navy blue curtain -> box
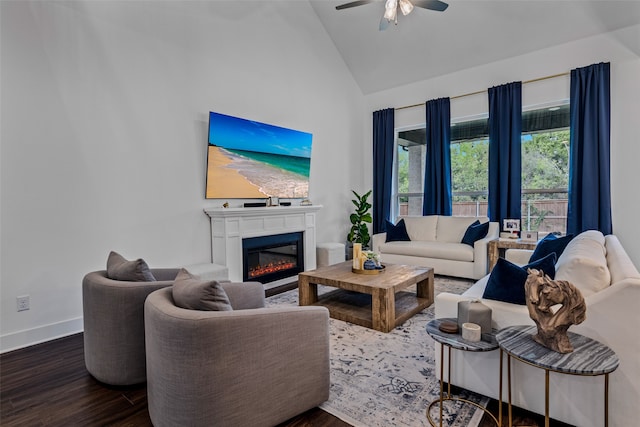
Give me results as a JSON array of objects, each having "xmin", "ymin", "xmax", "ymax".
[
  {"xmin": 567, "ymin": 62, "xmax": 612, "ymax": 235},
  {"xmin": 373, "ymin": 108, "xmax": 395, "ymax": 234},
  {"xmin": 423, "ymin": 98, "xmax": 452, "ymax": 216},
  {"xmin": 488, "ymin": 82, "xmax": 522, "ymax": 225}
]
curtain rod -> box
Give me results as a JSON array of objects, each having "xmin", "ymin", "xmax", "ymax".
[{"xmin": 395, "ymin": 71, "xmax": 570, "ymax": 111}]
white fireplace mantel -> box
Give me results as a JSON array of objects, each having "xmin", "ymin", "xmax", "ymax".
[{"xmin": 204, "ymin": 205, "xmax": 322, "ymax": 283}]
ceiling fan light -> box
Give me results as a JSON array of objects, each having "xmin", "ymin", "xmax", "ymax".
[
  {"xmin": 399, "ymin": 0, "xmax": 413, "ymax": 15},
  {"xmin": 383, "ymin": 5, "xmax": 397, "ymax": 21},
  {"xmin": 383, "ymin": 8, "xmax": 397, "ymax": 21},
  {"xmin": 385, "ymin": 0, "xmax": 398, "ymax": 10}
]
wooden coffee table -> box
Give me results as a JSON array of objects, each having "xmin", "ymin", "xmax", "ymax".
[{"xmin": 298, "ymin": 261, "xmax": 434, "ymax": 333}]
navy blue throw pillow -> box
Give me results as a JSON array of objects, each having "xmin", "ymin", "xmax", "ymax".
[
  {"xmin": 529, "ymin": 233, "xmax": 573, "ymax": 263},
  {"xmin": 385, "ymin": 219, "xmax": 411, "ymax": 242},
  {"xmin": 482, "ymin": 253, "xmax": 557, "ymax": 305},
  {"xmin": 461, "ymin": 220, "xmax": 490, "ymax": 246}
]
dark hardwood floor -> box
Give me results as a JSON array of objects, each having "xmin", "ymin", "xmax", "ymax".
[
  {"xmin": 1, "ymin": 316, "xmax": 571, "ymax": 426},
  {"xmin": 0, "ymin": 333, "xmax": 348, "ymax": 427}
]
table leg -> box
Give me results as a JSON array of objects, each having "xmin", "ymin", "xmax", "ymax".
[
  {"xmin": 605, "ymin": 373, "xmax": 609, "ymax": 427},
  {"xmin": 488, "ymin": 240, "xmax": 499, "ymax": 272},
  {"xmin": 545, "ymin": 369, "xmax": 550, "ymax": 427},
  {"xmin": 499, "ymin": 349, "xmax": 503, "ymax": 426},
  {"xmin": 372, "ymin": 288, "xmax": 395, "ymax": 333},
  {"xmin": 428, "ymin": 341, "xmax": 500, "ymax": 427},
  {"xmin": 416, "ymin": 270, "xmax": 434, "ymax": 300},
  {"xmin": 297, "ymin": 275, "xmax": 317, "ymax": 305},
  {"xmin": 447, "ymin": 344, "xmax": 452, "ymax": 398},
  {"xmin": 507, "ymin": 353, "xmax": 512, "ymax": 427},
  {"xmin": 439, "ymin": 343, "xmax": 444, "ymax": 427}
]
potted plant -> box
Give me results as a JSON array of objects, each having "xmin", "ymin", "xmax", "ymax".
[{"xmin": 346, "ymin": 189, "xmax": 372, "ymax": 254}]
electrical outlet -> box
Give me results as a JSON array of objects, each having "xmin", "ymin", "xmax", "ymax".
[{"xmin": 17, "ymin": 295, "xmax": 30, "ymax": 312}]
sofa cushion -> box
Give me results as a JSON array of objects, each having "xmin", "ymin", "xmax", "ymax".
[
  {"xmin": 385, "ymin": 219, "xmax": 411, "ymax": 242},
  {"xmin": 436, "ymin": 216, "xmax": 482, "ymax": 243},
  {"xmin": 461, "ymin": 220, "xmax": 490, "ymax": 246},
  {"xmin": 555, "ymin": 230, "xmax": 610, "ymax": 297},
  {"xmin": 401, "ymin": 216, "xmax": 438, "ymax": 241},
  {"xmin": 529, "ymin": 233, "xmax": 573, "ymax": 263},
  {"xmin": 379, "ymin": 241, "xmax": 474, "ymax": 262},
  {"xmin": 482, "ymin": 253, "xmax": 557, "ymax": 305},
  {"xmin": 106, "ymin": 251, "xmax": 156, "ymax": 282},
  {"xmin": 172, "ymin": 269, "xmax": 232, "ymax": 311}
]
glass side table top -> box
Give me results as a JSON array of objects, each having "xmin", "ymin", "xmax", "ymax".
[
  {"xmin": 496, "ymin": 325, "xmax": 619, "ymax": 375},
  {"xmin": 426, "ymin": 318, "xmax": 498, "ymax": 352}
]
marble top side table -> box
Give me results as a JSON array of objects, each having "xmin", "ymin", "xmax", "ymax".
[
  {"xmin": 426, "ymin": 318, "xmax": 500, "ymax": 427},
  {"xmin": 496, "ymin": 325, "xmax": 619, "ymax": 427}
]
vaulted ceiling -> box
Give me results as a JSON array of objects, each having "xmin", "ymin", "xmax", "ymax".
[{"xmin": 309, "ymin": 0, "xmax": 640, "ymax": 94}]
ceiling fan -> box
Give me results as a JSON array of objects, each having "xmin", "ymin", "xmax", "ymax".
[{"xmin": 336, "ymin": 0, "xmax": 448, "ymax": 31}]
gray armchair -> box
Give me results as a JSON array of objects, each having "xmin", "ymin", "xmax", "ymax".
[
  {"xmin": 144, "ymin": 284, "xmax": 330, "ymax": 427},
  {"xmin": 82, "ymin": 268, "xmax": 179, "ymax": 385}
]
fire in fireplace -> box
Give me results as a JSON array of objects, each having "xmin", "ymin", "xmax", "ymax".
[{"xmin": 242, "ymin": 232, "xmax": 304, "ymax": 283}]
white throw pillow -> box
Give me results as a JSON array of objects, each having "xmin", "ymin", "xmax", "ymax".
[
  {"xmin": 401, "ymin": 216, "xmax": 438, "ymax": 241},
  {"xmin": 555, "ymin": 230, "xmax": 610, "ymax": 297}
]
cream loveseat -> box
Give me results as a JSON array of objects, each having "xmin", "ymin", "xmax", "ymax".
[
  {"xmin": 435, "ymin": 230, "xmax": 640, "ymax": 427},
  {"xmin": 372, "ymin": 215, "xmax": 499, "ymax": 279}
]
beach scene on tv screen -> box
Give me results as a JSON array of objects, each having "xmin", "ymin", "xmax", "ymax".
[{"xmin": 206, "ymin": 112, "xmax": 312, "ymax": 199}]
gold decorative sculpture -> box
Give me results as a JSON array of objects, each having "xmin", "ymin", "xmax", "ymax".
[{"xmin": 524, "ymin": 268, "xmax": 586, "ymax": 353}]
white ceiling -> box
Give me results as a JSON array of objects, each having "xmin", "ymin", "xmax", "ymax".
[{"xmin": 309, "ymin": 0, "xmax": 640, "ymax": 94}]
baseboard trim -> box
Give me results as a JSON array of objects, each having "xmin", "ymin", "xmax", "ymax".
[{"xmin": 0, "ymin": 317, "xmax": 83, "ymax": 354}]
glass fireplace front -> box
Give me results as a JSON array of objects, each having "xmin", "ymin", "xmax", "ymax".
[{"xmin": 242, "ymin": 232, "xmax": 304, "ymax": 283}]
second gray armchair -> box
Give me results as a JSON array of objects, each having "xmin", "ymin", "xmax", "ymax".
[{"xmin": 144, "ymin": 284, "xmax": 331, "ymax": 427}]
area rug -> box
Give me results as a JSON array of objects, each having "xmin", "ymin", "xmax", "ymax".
[{"xmin": 266, "ymin": 276, "xmax": 490, "ymax": 427}]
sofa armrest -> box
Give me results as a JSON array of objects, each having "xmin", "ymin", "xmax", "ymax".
[
  {"xmin": 434, "ymin": 292, "xmax": 467, "ymax": 319},
  {"xmin": 574, "ymin": 279, "xmax": 640, "ymax": 422},
  {"xmin": 472, "ymin": 222, "xmax": 500, "ymax": 279},
  {"xmin": 372, "ymin": 232, "xmax": 387, "ymax": 253},
  {"xmin": 505, "ymin": 249, "xmax": 533, "ymax": 266},
  {"xmin": 220, "ymin": 281, "xmax": 265, "ymax": 309}
]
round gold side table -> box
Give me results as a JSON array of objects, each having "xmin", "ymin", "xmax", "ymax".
[
  {"xmin": 426, "ymin": 318, "xmax": 501, "ymax": 427},
  {"xmin": 497, "ymin": 325, "xmax": 619, "ymax": 427}
]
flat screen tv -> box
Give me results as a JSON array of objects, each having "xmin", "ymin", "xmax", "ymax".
[{"xmin": 206, "ymin": 112, "xmax": 313, "ymax": 200}]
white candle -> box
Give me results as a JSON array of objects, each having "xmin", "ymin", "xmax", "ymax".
[
  {"xmin": 353, "ymin": 243, "xmax": 362, "ymax": 269},
  {"xmin": 462, "ymin": 323, "xmax": 481, "ymax": 342}
]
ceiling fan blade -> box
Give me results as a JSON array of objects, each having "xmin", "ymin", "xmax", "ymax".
[
  {"xmin": 412, "ymin": 0, "xmax": 448, "ymax": 12},
  {"xmin": 336, "ymin": 0, "xmax": 376, "ymax": 10},
  {"xmin": 379, "ymin": 15, "xmax": 390, "ymax": 31}
]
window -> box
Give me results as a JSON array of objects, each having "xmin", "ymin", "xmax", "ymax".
[
  {"xmin": 394, "ymin": 102, "xmax": 569, "ymax": 233},
  {"xmin": 395, "ymin": 131, "xmax": 425, "ymax": 217},
  {"xmin": 450, "ymin": 116, "xmax": 489, "ymax": 217},
  {"xmin": 521, "ymin": 103, "xmax": 570, "ymax": 232}
]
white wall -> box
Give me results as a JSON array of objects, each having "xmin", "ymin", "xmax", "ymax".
[
  {"xmin": 3, "ymin": 2, "xmax": 638, "ymax": 353},
  {"xmin": 364, "ymin": 24, "xmax": 640, "ymax": 266},
  {"xmin": 0, "ymin": 1, "xmax": 365, "ymax": 352}
]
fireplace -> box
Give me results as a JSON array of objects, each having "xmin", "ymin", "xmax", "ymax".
[
  {"xmin": 242, "ymin": 232, "xmax": 304, "ymax": 283},
  {"xmin": 204, "ymin": 205, "xmax": 321, "ymax": 286}
]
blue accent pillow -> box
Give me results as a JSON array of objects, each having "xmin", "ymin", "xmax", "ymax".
[
  {"xmin": 529, "ymin": 233, "xmax": 573, "ymax": 263},
  {"xmin": 461, "ymin": 220, "xmax": 490, "ymax": 246},
  {"xmin": 385, "ymin": 219, "xmax": 411, "ymax": 242},
  {"xmin": 482, "ymin": 253, "xmax": 557, "ymax": 305}
]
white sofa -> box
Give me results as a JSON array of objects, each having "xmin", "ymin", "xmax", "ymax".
[
  {"xmin": 434, "ymin": 231, "xmax": 640, "ymax": 427},
  {"xmin": 371, "ymin": 215, "xmax": 499, "ymax": 280}
]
